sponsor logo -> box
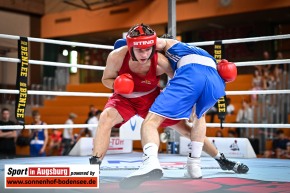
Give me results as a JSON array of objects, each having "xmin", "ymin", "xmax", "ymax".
[
  {"xmin": 129, "ymin": 119, "xmax": 136, "ymax": 131},
  {"xmin": 230, "ymin": 140, "xmax": 240, "ymax": 151},
  {"xmin": 141, "ymin": 80, "xmax": 151, "ymax": 84},
  {"xmin": 5, "ymin": 164, "xmax": 99, "ymax": 189},
  {"xmin": 133, "ymin": 40, "xmax": 155, "ymax": 46}
]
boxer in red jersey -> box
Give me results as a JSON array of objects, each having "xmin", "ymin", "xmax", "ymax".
[
  {"xmin": 90, "ymin": 24, "xmax": 248, "ymax": 179},
  {"xmin": 91, "ymin": 24, "xmax": 176, "ymax": 164}
]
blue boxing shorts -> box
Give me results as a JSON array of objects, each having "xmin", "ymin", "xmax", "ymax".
[{"xmin": 149, "ymin": 63, "xmax": 225, "ymax": 120}]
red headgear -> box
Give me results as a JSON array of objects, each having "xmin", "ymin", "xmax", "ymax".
[{"xmin": 126, "ymin": 24, "xmax": 157, "ymax": 61}]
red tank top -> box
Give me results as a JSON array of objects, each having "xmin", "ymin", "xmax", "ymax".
[{"xmin": 119, "ymin": 52, "xmax": 160, "ymax": 92}]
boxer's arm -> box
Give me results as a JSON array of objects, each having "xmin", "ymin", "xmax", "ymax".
[
  {"xmin": 156, "ymin": 38, "xmax": 167, "ymax": 51},
  {"xmin": 0, "ymin": 130, "xmax": 16, "ymax": 138},
  {"xmin": 102, "ymin": 49, "xmax": 124, "ymax": 89},
  {"xmin": 156, "ymin": 38, "xmax": 179, "ymax": 52},
  {"xmin": 157, "ymin": 53, "xmax": 174, "ymax": 78}
]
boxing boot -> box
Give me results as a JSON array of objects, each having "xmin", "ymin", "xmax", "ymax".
[
  {"xmin": 215, "ymin": 153, "xmax": 249, "ymax": 174},
  {"xmin": 119, "ymin": 154, "xmax": 163, "ymax": 189},
  {"xmin": 184, "ymin": 154, "xmax": 202, "ymax": 179}
]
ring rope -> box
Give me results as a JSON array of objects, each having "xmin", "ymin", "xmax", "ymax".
[
  {"xmin": 235, "ymin": 59, "xmax": 290, "ymax": 67},
  {"xmin": 0, "ymin": 34, "xmax": 113, "ymax": 50},
  {"xmin": 0, "ymin": 123, "xmax": 290, "ymax": 130},
  {"xmin": 0, "ymin": 89, "xmax": 289, "ymax": 97},
  {"xmin": 226, "ymin": 90, "xmax": 290, "ymax": 95},
  {"xmin": 1, "ymin": 33, "xmax": 289, "ymax": 48},
  {"xmin": 0, "ymin": 57, "xmax": 106, "ymax": 71},
  {"xmin": 1, "ymin": 56, "xmax": 289, "ymax": 70},
  {"xmin": 189, "ymin": 34, "xmax": 290, "ymax": 46},
  {"xmin": 0, "ymin": 89, "xmax": 112, "ymax": 97},
  {"xmin": 0, "ymin": 124, "xmax": 99, "ymax": 130}
]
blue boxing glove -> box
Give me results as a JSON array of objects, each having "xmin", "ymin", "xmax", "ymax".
[{"xmin": 114, "ymin": 38, "xmax": 126, "ymax": 50}]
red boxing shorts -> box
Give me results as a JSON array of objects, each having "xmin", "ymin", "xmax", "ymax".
[{"xmin": 105, "ymin": 88, "xmax": 179, "ymax": 128}]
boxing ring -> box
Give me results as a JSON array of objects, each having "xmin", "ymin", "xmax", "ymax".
[{"xmin": 0, "ymin": 33, "xmax": 290, "ymax": 193}]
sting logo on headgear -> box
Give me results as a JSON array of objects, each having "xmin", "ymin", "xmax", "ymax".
[
  {"xmin": 126, "ymin": 23, "xmax": 157, "ymax": 61},
  {"xmin": 133, "ymin": 40, "xmax": 155, "ymax": 46}
]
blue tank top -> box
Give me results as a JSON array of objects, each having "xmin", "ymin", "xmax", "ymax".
[
  {"xmin": 32, "ymin": 129, "xmax": 45, "ymax": 141},
  {"xmin": 165, "ymin": 42, "xmax": 216, "ymax": 71},
  {"xmin": 32, "ymin": 122, "xmax": 45, "ymax": 141}
]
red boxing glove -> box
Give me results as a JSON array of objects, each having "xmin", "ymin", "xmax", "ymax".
[
  {"xmin": 114, "ymin": 73, "xmax": 134, "ymax": 94},
  {"xmin": 217, "ymin": 59, "xmax": 237, "ymax": 83}
]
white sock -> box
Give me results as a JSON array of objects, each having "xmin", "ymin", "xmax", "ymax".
[
  {"xmin": 190, "ymin": 141, "xmax": 204, "ymax": 158},
  {"xmin": 143, "ymin": 143, "xmax": 158, "ymax": 157},
  {"xmin": 214, "ymin": 151, "xmax": 221, "ymax": 159}
]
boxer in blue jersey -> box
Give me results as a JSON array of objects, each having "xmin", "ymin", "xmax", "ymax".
[
  {"xmin": 120, "ymin": 27, "xmax": 238, "ymax": 189},
  {"xmin": 152, "ymin": 41, "xmax": 225, "ymax": 119}
]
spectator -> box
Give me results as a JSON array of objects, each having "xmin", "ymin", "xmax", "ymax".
[
  {"xmin": 235, "ymin": 100, "xmax": 253, "ymax": 137},
  {"xmin": 272, "ymin": 51, "xmax": 286, "ymax": 88},
  {"xmin": 285, "ymin": 142, "xmax": 290, "ymax": 159},
  {"xmin": 206, "ymin": 103, "xmax": 218, "ymax": 123},
  {"xmin": 87, "ymin": 105, "xmax": 96, "ymax": 121},
  {"xmin": 30, "ymin": 110, "xmax": 48, "ymax": 157},
  {"xmin": 62, "ymin": 113, "xmax": 77, "ymax": 155},
  {"xmin": 215, "ymin": 130, "xmax": 224, "ymax": 137},
  {"xmin": 255, "ymin": 51, "xmax": 271, "ymax": 75},
  {"xmin": 228, "ymin": 130, "xmax": 236, "ymax": 137},
  {"xmin": 78, "ymin": 105, "xmax": 96, "ymax": 139},
  {"xmin": 48, "ymin": 129, "xmax": 62, "ymax": 156},
  {"xmin": 262, "ymin": 50, "xmax": 272, "ymax": 73},
  {"xmin": 264, "ymin": 71, "xmax": 276, "ymax": 90},
  {"xmin": 251, "ymin": 69, "xmax": 263, "ymax": 106},
  {"xmin": 87, "ymin": 110, "xmax": 102, "ymax": 138},
  {"xmin": 272, "ymin": 129, "xmax": 289, "ymax": 158},
  {"xmin": 276, "ymin": 51, "xmax": 287, "ymax": 74},
  {"xmin": 226, "ymin": 98, "xmax": 235, "ymax": 115},
  {"xmin": 0, "ymin": 108, "xmax": 17, "ymax": 159}
]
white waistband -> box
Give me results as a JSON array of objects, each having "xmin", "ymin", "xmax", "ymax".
[
  {"xmin": 120, "ymin": 87, "xmax": 157, "ymax": 98},
  {"xmin": 177, "ymin": 54, "xmax": 216, "ymax": 69},
  {"xmin": 30, "ymin": 139, "xmax": 44, "ymax": 145}
]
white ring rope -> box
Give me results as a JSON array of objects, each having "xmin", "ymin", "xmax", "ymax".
[
  {"xmin": 207, "ymin": 123, "xmax": 290, "ymax": 128},
  {"xmin": 189, "ymin": 34, "xmax": 290, "ymax": 46},
  {"xmin": 235, "ymin": 59, "xmax": 290, "ymax": 67},
  {"xmin": 1, "ymin": 89, "xmax": 290, "ymax": 96},
  {"xmin": 0, "ymin": 123, "xmax": 289, "ymax": 130},
  {"xmin": 0, "ymin": 57, "xmax": 106, "ymax": 71},
  {"xmin": 1, "ymin": 57, "xmax": 290, "ymax": 69},
  {"xmin": 0, "ymin": 124, "xmax": 98, "ymax": 130},
  {"xmin": 0, "ymin": 89, "xmax": 112, "ymax": 97},
  {"xmin": 0, "ymin": 34, "xmax": 113, "ymax": 50},
  {"xmin": 1, "ymin": 33, "xmax": 289, "ymax": 48},
  {"xmin": 225, "ymin": 90, "xmax": 290, "ymax": 95}
]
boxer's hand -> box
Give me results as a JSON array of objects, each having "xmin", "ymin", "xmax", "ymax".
[
  {"xmin": 217, "ymin": 59, "xmax": 237, "ymax": 83},
  {"xmin": 114, "ymin": 38, "xmax": 126, "ymax": 50},
  {"xmin": 114, "ymin": 73, "xmax": 134, "ymax": 94}
]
